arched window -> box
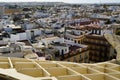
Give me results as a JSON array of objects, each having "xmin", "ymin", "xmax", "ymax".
[{"xmin": 74, "ymin": 40, "xmax": 76, "ymax": 43}]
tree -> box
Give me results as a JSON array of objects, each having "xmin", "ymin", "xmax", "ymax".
[
  {"xmin": 23, "ymin": 8, "xmax": 31, "ymax": 11},
  {"xmin": 103, "ymin": 4, "xmax": 107, "ymax": 12},
  {"xmin": 25, "ymin": 14, "xmax": 31, "ymax": 18},
  {"xmin": 13, "ymin": 15, "xmax": 21, "ymax": 22},
  {"xmin": 54, "ymin": 50, "xmax": 59, "ymax": 57},
  {"xmin": 105, "ymin": 20, "xmax": 111, "ymax": 24}
]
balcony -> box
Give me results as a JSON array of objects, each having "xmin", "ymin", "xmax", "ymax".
[
  {"xmin": 85, "ymin": 35, "xmax": 106, "ymax": 40},
  {"xmin": 84, "ymin": 41, "xmax": 110, "ymax": 46}
]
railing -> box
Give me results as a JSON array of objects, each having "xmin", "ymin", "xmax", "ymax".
[{"xmin": 84, "ymin": 41, "xmax": 110, "ymax": 46}]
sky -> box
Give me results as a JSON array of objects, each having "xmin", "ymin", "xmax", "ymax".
[{"xmin": 0, "ymin": 0, "xmax": 120, "ymax": 4}]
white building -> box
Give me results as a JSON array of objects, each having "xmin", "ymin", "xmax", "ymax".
[
  {"xmin": 34, "ymin": 11, "xmax": 49, "ymax": 18},
  {"xmin": 39, "ymin": 37, "xmax": 64, "ymax": 47},
  {"xmin": 54, "ymin": 44, "xmax": 69, "ymax": 55},
  {"xmin": 22, "ymin": 22, "xmax": 35, "ymax": 30},
  {"xmin": 10, "ymin": 32, "xmax": 27, "ymax": 41}
]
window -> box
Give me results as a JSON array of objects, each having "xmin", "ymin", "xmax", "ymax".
[
  {"xmin": 78, "ymin": 40, "xmax": 80, "ymax": 44},
  {"xmin": 79, "ymin": 55, "xmax": 83, "ymax": 61},
  {"xmin": 73, "ymin": 57, "xmax": 77, "ymax": 62},
  {"xmin": 85, "ymin": 53, "xmax": 88, "ymax": 56},
  {"xmin": 80, "ymin": 55, "xmax": 82, "ymax": 58},
  {"xmin": 79, "ymin": 55, "xmax": 83, "ymax": 62},
  {"xmin": 74, "ymin": 40, "xmax": 76, "ymax": 43},
  {"xmin": 85, "ymin": 53, "xmax": 88, "ymax": 59},
  {"xmin": 95, "ymin": 39, "xmax": 97, "ymax": 43},
  {"xmin": 101, "ymin": 41, "xmax": 103, "ymax": 44},
  {"xmin": 106, "ymin": 42, "xmax": 108, "ymax": 45},
  {"xmin": 102, "ymin": 53, "xmax": 104, "ymax": 57},
  {"xmin": 65, "ymin": 49, "xmax": 67, "ymax": 52},
  {"xmin": 61, "ymin": 49, "xmax": 64, "ymax": 54},
  {"xmin": 81, "ymin": 32, "xmax": 83, "ymax": 35}
]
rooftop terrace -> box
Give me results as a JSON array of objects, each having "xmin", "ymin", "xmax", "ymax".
[{"xmin": 0, "ymin": 57, "xmax": 119, "ymax": 80}]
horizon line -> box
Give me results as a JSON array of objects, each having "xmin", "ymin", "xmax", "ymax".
[
  {"xmin": 0, "ymin": 1, "xmax": 119, "ymax": 3},
  {"xmin": 0, "ymin": 1, "xmax": 120, "ymax": 4}
]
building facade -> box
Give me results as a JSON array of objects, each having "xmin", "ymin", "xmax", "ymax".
[
  {"xmin": 58, "ymin": 45, "xmax": 89, "ymax": 63},
  {"xmin": 83, "ymin": 34, "xmax": 115, "ymax": 63}
]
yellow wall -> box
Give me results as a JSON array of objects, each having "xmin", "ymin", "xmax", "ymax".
[
  {"xmin": 74, "ymin": 36, "xmax": 85, "ymax": 44},
  {"xmin": 63, "ymin": 51, "xmax": 89, "ymax": 63},
  {"xmin": 5, "ymin": 9, "xmax": 22, "ymax": 15}
]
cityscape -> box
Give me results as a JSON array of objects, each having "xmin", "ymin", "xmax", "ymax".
[{"xmin": 0, "ymin": 0, "xmax": 120, "ymax": 80}]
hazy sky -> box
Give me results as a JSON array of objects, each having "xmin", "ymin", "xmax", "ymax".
[{"xmin": 0, "ymin": 0, "xmax": 120, "ymax": 4}]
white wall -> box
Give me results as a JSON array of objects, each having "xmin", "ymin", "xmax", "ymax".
[
  {"xmin": 25, "ymin": 23, "xmax": 35, "ymax": 30},
  {"xmin": 73, "ymin": 30, "xmax": 81, "ymax": 35},
  {"xmin": 0, "ymin": 41, "xmax": 8, "ymax": 45},
  {"xmin": 54, "ymin": 38, "xmax": 64, "ymax": 43},
  {"xmin": 26, "ymin": 29, "xmax": 42, "ymax": 40},
  {"xmin": 0, "ymin": 46, "xmax": 10, "ymax": 53},
  {"xmin": 19, "ymin": 33, "xmax": 27, "ymax": 40},
  {"xmin": 39, "ymin": 37, "xmax": 64, "ymax": 47},
  {"xmin": 51, "ymin": 23, "xmax": 61, "ymax": 28},
  {"xmin": 10, "ymin": 32, "xmax": 27, "ymax": 41},
  {"xmin": 34, "ymin": 12, "xmax": 49, "ymax": 18},
  {"xmin": 10, "ymin": 34, "xmax": 19, "ymax": 41},
  {"xmin": 65, "ymin": 39, "xmax": 87, "ymax": 48},
  {"xmin": 26, "ymin": 30, "xmax": 31, "ymax": 39},
  {"xmin": 55, "ymin": 46, "xmax": 69, "ymax": 55},
  {"xmin": 34, "ymin": 29, "xmax": 42, "ymax": 36}
]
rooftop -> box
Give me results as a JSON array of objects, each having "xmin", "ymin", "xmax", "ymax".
[
  {"xmin": 52, "ymin": 42, "xmax": 67, "ymax": 47},
  {"xmin": 69, "ymin": 45, "xmax": 81, "ymax": 51},
  {"xmin": 0, "ymin": 57, "xmax": 119, "ymax": 80}
]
